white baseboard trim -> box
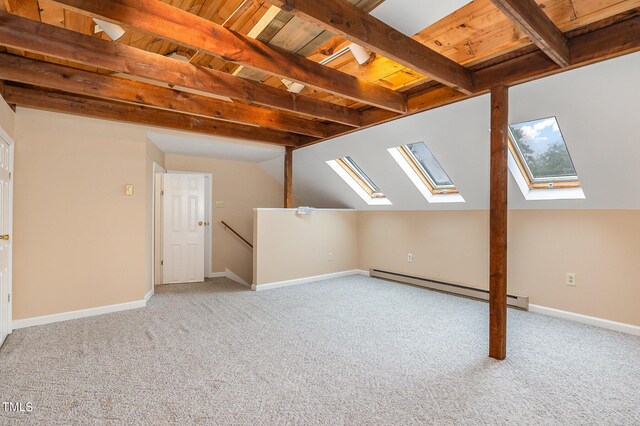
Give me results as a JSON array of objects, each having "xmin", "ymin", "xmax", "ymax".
[
  {"xmin": 529, "ymin": 304, "xmax": 640, "ymax": 336},
  {"xmin": 225, "ymin": 268, "xmax": 250, "ymax": 287},
  {"xmin": 12, "ymin": 299, "xmax": 147, "ymax": 330},
  {"xmin": 252, "ymin": 269, "xmax": 362, "ymax": 291},
  {"xmin": 208, "ymin": 269, "xmax": 250, "ymax": 287},
  {"xmin": 356, "ymin": 269, "xmax": 370, "ymax": 276},
  {"xmin": 144, "ymin": 288, "xmax": 154, "ymax": 302}
]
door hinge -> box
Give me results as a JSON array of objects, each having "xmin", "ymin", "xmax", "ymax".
[
  {"xmin": 161, "ymin": 260, "xmax": 164, "ymax": 266},
  {"xmin": 161, "ymin": 190, "xmax": 164, "ymax": 196},
  {"xmin": 7, "ymin": 293, "xmax": 10, "ymax": 303}
]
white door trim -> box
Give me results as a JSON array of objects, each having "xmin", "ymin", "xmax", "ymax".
[
  {"xmin": 0, "ymin": 129, "xmax": 14, "ymax": 341},
  {"xmin": 150, "ymin": 162, "xmax": 166, "ymax": 298},
  {"xmin": 7, "ymin": 140, "xmax": 13, "ymax": 335}
]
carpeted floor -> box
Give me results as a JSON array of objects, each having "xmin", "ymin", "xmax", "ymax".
[{"xmin": 1, "ymin": 275, "xmax": 639, "ymax": 425}]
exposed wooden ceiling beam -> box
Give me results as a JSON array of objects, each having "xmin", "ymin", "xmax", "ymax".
[
  {"xmin": 301, "ymin": 13, "xmax": 640, "ymax": 147},
  {"xmin": 0, "ymin": 11, "xmax": 363, "ymax": 127},
  {"xmin": 268, "ymin": 0, "xmax": 475, "ymax": 94},
  {"xmin": 473, "ymin": 12, "xmax": 640, "ymax": 90},
  {"xmin": 407, "ymin": 13, "xmax": 640, "ymax": 117},
  {"xmin": 491, "ymin": 0, "xmax": 570, "ymax": 67},
  {"xmin": 3, "ymin": 0, "xmax": 41, "ymax": 59},
  {"xmin": 0, "ymin": 53, "xmax": 346, "ymax": 138},
  {"xmin": 3, "ymin": 0, "xmax": 40, "ymax": 20},
  {"xmin": 3, "ymin": 84, "xmax": 313, "ymax": 147},
  {"xmin": 52, "ymin": 0, "xmax": 408, "ymax": 113}
]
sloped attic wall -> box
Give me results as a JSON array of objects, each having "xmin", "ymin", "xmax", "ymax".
[{"xmin": 261, "ymin": 52, "xmax": 640, "ymax": 210}]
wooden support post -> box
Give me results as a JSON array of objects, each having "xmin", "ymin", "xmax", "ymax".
[
  {"xmin": 489, "ymin": 85, "xmax": 509, "ymax": 360},
  {"xmin": 284, "ymin": 147, "xmax": 293, "ymax": 208}
]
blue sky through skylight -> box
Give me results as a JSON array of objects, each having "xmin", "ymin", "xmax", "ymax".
[{"xmin": 509, "ymin": 117, "xmax": 577, "ymax": 180}]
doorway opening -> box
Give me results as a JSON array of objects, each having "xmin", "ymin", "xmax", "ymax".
[{"xmin": 152, "ymin": 168, "xmax": 212, "ymax": 290}]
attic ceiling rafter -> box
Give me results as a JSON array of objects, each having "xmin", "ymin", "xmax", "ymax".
[
  {"xmin": 51, "ymin": 0, "xmax": 409, "ymax": 113},
  {"xmin": 305, "ymin": 11, "xmax": 640, "ymax": 147},
  {"xmin": 0, "ymin": 53, "xmax": 350, "ymax": 138},
  {"xmin": 3, "ymin": 84, "xmax": 313, "ymax": 147},
  {"xmin": 0, "ymin": 11, "xmax": 364, "ymax": 127},
  {"xmin": 268, "ymin": 0, "xmax": 475, "ymax": 94},
  {"xmin": 490, "ymin": 0, "xmax": 570, "ymax": 67}
]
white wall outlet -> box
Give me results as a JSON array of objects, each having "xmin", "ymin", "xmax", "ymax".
[
  {"xmin": 566, "ymin": 273, "xmax": 576, "ymax": 286},
  {"xmin": 215, "ymin": 201, "xmax": 225, "ymax": 208},
  {"xmin": 407, "ymin": 253, "xmax": 414, "ymax": 262},
  {"xmin": 328, "ymin": 252, "xmax": 333, "ymax": 261}
]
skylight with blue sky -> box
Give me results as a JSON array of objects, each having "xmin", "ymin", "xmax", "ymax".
[
  {"xmin": 507, "ymin": 116, "xmax": 584, "ymax": 201},
  {"xmin": 508, "ymin": 117, "xmax": 577, "ymax": 182}
]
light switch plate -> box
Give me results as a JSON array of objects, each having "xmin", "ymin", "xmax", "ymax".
[
  {"xmin": 125, "ymin": 184, "xmax": 134, "ymax": 196},
  {"xmin": 215, "ymin": 201, "xmax": 225, "ymax": 208}
]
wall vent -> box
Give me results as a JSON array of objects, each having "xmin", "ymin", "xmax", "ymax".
[{"xmin": 370, "ymin": 269, "xmax": 529, "ymax": 310}]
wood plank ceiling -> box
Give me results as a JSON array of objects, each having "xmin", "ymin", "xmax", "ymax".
[{"xmin": 0, "ymin": 0, "xmax": 638, "ymax": 147}]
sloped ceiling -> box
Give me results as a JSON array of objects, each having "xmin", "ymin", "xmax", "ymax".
[
  {"xmin": 371, "ymin": 0, "xmax": 472, "ymax": 37},
  {"xmin": 261, "ymin": 52, "xmax": 640, "ymax": 210}
]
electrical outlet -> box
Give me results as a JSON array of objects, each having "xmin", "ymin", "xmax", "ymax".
[
  {"xmin": 328, "ymin": 252, "xmax": 333, "ymax": 261},
  {"xmin": 566, "ymin": 273, "xmax": 576, "ymax": 286},
  {"xmin": 215, "ymin": 201, "xmax": 225, "ymax": 208},
  {"xmin": 407, "ymin": 253, "xmax": 414, "ymax": 262}
]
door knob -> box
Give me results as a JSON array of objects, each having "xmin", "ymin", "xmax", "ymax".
[
  {"xmin": 0, "ymin": 234, "xmax": 9, "ymax": 241},
  {"xmin": 198, "ymin": 221, "xmax": 203, "ymax": 226}
]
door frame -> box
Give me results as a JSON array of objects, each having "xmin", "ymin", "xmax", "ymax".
[
  {"xmin": 157, "ymin": 170, "xmax": 213, "ymax": 283},
  {"xmin": 150, "ymin": 162, "xmax": 166, "ymax": 296},
  {"xmin": 0, "ymin": 126, "xmax": 14, "ymax": 337}
]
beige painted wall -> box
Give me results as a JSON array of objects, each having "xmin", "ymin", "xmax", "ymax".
[
  {"xmin": 10, "ymin": 107, "xmax": 292, "ymax": 319},
  {"xmin": 13, "ymin": 109, "xmax": 148, "ymax": 319},
  {"xmin": 253, "ymin": 209, "xmax": 358, "ymax": 286},
  {"xmin": 358, "ymin": 211, "xmax": 490, "ymax": 287},
  {"xmin": 164, "ymin": 154, "xmax": 285, "ymax": 284},
  {"xmin": 358, "ymin": 210, "xmax": 640, "ymax": 326}
]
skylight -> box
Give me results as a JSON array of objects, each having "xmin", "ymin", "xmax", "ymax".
[
  {"xmin": 508, "ymin": 117, "xmax": 585, "ymax": 200},
  {"xmin": 388, "ymin": 142, "xmax": 464, "ymax": 203},
  {"xmin": 327, "ymin": 157, "xmax": 391, "ymax": 206}
]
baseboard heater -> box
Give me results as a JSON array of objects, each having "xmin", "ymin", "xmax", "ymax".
[{"xmin": 369, "ymin": 269, "xmax": 529, "ymax": 310}]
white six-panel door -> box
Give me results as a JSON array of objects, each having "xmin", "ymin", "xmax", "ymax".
[
  {"xmin": 162, "ymin": 173, "xmax": 205, "ymax": 284},
  {"xmin": 0, "ymin": 137, "xmax": 12, "ymax": 347}
]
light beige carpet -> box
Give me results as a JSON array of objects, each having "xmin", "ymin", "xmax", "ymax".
[{"xmin": 1, "ymin": 276, "xmax": 639, "ymax": 425}]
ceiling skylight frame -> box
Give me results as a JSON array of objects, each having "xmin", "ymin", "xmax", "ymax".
[
  {"xmin": 507, "ymin": 116, "xmax": 585, "ymax": 201},
  {"xmin": 326, "ymin": 157, "xmax": 392, "ymax": 206},
  {"xmin": 508, "ymin": 117, "xmax": 579, "ymax": 188},
  {"xmin": 400, "ymin": 143, "xmax": 457, "ymax": 194},
  {"xmin": 388, "ymin": 142, "xmax": 464, "ymax": 204}
]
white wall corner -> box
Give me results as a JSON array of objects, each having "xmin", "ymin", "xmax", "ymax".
[
  {"xmin": 529, "ymin": 304, "xmax": 640, "ymax": 336},
  {"xmin": 12, "ymin": 299, "xmax": 147, "ymax": 330}
]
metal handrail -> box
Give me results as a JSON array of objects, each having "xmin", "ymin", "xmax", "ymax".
[{"xmin": 221, "ymin": 221, "xmax": 253, "ymax": 249}]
